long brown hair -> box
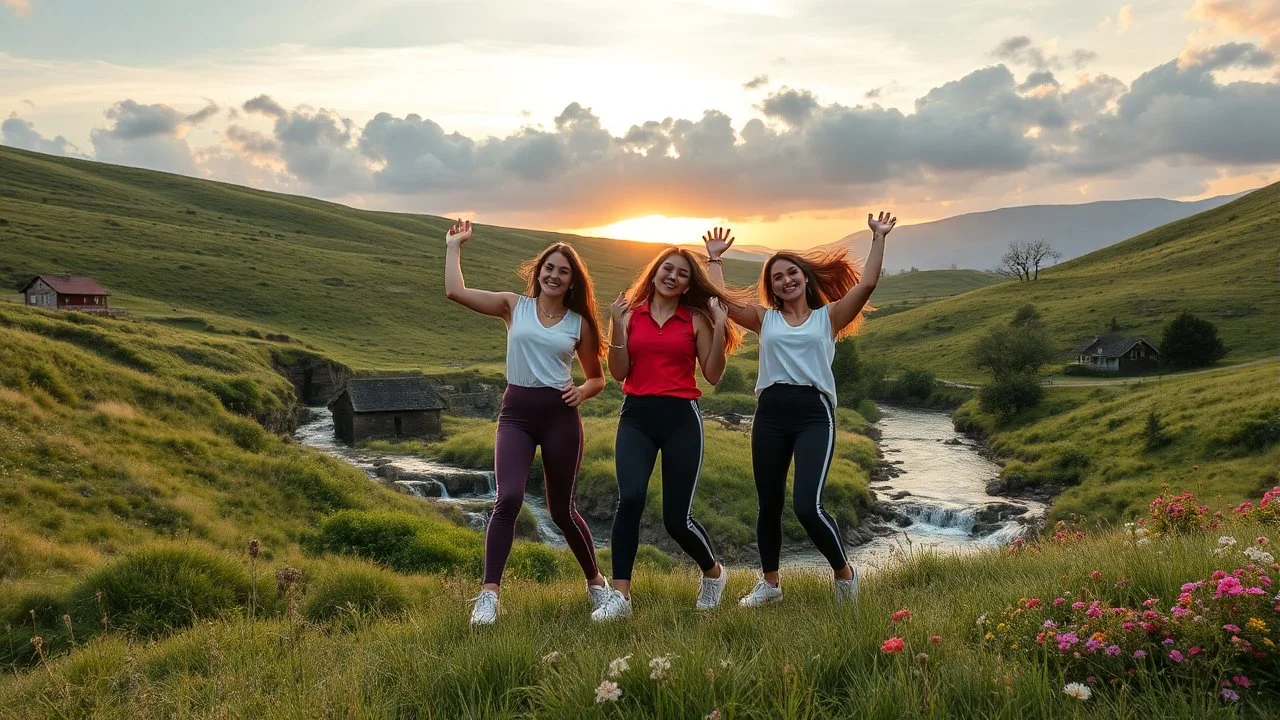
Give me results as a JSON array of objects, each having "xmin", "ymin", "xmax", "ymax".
[
  {"xmin": 518, "ymin": 242, "xmax": 606, "ymax": 358},
  {"xmin": 758, "ymin": 248, "xmax": 873, "ymax": 338},
  {"xmin": 623, "ymin": 246, "xmax": 744, "ymax": 354}
]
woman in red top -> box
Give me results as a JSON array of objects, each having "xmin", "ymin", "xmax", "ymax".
[{"xmin": 591, "ymin": 247, "xmax": 743, "ymax": 621}]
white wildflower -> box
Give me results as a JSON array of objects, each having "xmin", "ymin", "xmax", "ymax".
[
  {"xmin": 1136, "ymin": 537, "xmax": 1151, "ymax": 546},
  {"xmin": 1063, "ymin": 682, "xmax": 1092, "ymax": 700},
  {"xmin": 608, "ymin": 654, "xmax": 632, "ymax": 678},
  {"xmin": 977, "ymin": 613, "xmax": 987, "ymax": 626},
  {"xmin": 595, "ymin": 680, "xmax": 622, "ymax": 703},
  {"xmin": 649, "ymin": 654, "xmax": 675, "ymax": 680},
  {"xmin": 1243, "ymin": 546, "xmax": 1274, "ymax": 565},
  {"xmin": 705, "ymin": 711, "xmax": 722, "ymax": 720},
  {"xmin": 540, "ymin": 651, "xmax": 563, "ymax": 666},
  {"xmin": 1218, "ymin": 536, "xmax": 1237, "ymax": 547},
  {"xmin": 719, "ymin": 659, "xmax": 733, "ymax": 669}
]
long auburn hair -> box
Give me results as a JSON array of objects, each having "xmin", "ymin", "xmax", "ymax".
[
  {"xmin": 756, "ymin": 248, "xmax": 874, "ymax": 338},
  {"xmin": 622, "ymin": 247, "xmax": 744, "ymax": 354},
  {"xmin": 518, "ymin": 242, "xmax": 606, "ymax": 358}
]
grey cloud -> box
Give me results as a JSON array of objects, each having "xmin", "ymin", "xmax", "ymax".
[
  {"xmin": 743, "ymin": 74, "xmax": 769, "ymax": 90},
  {"xmin": 186, "ymin": 101, "xmax": 220, "ymax": 125},
  {"xmin": 244, "ymin": 94, "xmax": 287, "ymax": 118},
  {"xmin": 1, "ymin": 116, "xmax": 79, "ymax": 156},
  {"xmin": 1019, "ymin": 70, "xmax": 1060, "ymax": 92},
  {"xmin": 761, "ymin": 87, "xmax": 820, "ymax": 126},
  {"xmin": 22, "ymin": 99, "xmax": 35, "ymax": 109},
  {"xmin": 101, "ymin": 100, "xmax": 186, "ymax": 140},
  {"xmin": 1070, "ymin": 49, "xmax": 1099, "ymax": 69},
  {"xmin": 994, "ymin": 36, "xmax": 1098, "ymax": 72},
  {"xmin": 226, "ymin": 125, "xmax": 280, "ymax": 156}
]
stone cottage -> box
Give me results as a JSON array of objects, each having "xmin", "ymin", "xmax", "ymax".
[{"xmin": 329, "ymin": 376, "xmax": 445, "ymax": 444}]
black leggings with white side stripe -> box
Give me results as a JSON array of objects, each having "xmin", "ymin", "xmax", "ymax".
[
  {"xmin": 751, "ymin": 383, "xmax": 848, "ymax": 573},
  {"xmin": 611, "ymin": 395, "xmax": 717, "ymax": 581}
]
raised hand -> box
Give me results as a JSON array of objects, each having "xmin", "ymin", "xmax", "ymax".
[
  {"xmin": 867, "ymin": 211, "xmax": 896, "ymax": 238},
  {"xmin": 445, "ymin": 218, "xmax": 473, "ymax": 246},
  {"xmin": 610, "ymin": 291, "xmax": 630, "ymax": 323},
  {"xmin": 701, "ymin": 226, "xmax": 735, "ymax": 260}
]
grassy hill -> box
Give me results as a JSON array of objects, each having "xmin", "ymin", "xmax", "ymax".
[
  {"xmin": 858, "ymin": 184, "xmax": 1279, "ymax": 381},
  {"xmin": 0, "ymin": 146, "xmax": 760, "ymax": 372},
  {"xmin": 869, "ymin": 269, "xmax": 1006, "ymax": 317}
]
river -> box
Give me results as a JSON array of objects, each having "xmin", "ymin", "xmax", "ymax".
[{"xmin": 294, "ymin": 404, "xmax": 1044, "ymax": 570}]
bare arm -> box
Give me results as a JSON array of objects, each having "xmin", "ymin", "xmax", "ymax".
[
  {"xmin": 828, "ymin": 211, "xmax": 895, "ymax": 334},
  {"xmin": 694, "ymin": 300, "xmax": 729, "ymax": 385},
  {"xmin": 443, "ymin": 220, "xmax": 518, "ymax": 320},
  {"xmin": 562, "ymin": 323, "xmax": 606, "ymax": 408},
  {"xmin": 606, "ymin": 293, "xmax": 631, "ymax": 382},
  {"xmin": 702, "ymin": 226, "xmax": 764, "ymax": 334}
]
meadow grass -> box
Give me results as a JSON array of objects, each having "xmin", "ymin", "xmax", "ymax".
[
  {"xmin": 858, "ymin": 184, "xmax": 1279, "ymax": 381},
  {"xmin": 952, "ymin": 363, "xmax": 1280, "ymax": 524},
  {"xmin": 2, "ymin": 515, "xmax": 1277, "ymax": 719}
]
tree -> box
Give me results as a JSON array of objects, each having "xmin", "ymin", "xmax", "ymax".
[
  {"xmin": 995, "ymin": 240, "xmax": 1061, "ymax": 282},
  {"xmin": 978, "ymin": 372, "xmax": 1043, "ymax": 417},
  {"xmin": 1160, "ymin": 311, "xmax": 1227, "ymax": 369},
  {"xmin": 972, "ymin": 305, "xmax": 1055, "ymax": 380}
]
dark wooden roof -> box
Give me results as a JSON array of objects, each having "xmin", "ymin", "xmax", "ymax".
[
  {"xmin": 340, "ymin": 377, "xmax": 444, "ymax": 413},
  {"xmin": 1077, "ymin": 335, "xmax": 1159, "ymax": 358},
  {"xmin": 20, "ymin": 275, "xmax": 111, "ymax": 296}
]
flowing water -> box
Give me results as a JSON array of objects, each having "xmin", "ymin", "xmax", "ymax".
[{"xmin": 294, "ymin": 404, "xmax": 1044, "ymax": 568}]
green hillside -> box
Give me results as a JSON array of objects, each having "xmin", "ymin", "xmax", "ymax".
[
  {"xmin": 0, "ymin": 146, "xmax": 759, "ymax": 372},
  {"xmin": 858, "ymin": 185, "xmax": 1279, "ymax": 380},
  {"xmin": 870, "ymin": 268, "xmax": 1007, "ymax": 316}
]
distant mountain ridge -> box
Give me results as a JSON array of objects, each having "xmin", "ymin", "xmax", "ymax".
[{"xmin": 821, "ymin": 193, "xmax": 1250, "ymax": 271}]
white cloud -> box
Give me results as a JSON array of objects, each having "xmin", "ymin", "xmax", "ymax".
[{"xmin": 1117, "ymin": 5, "xmax": 1135, "ymax": 34}]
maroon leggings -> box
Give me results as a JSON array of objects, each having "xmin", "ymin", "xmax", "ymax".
[{"xmin": 484, "ymin": 385, "xmax": 599, "ymax": 585}]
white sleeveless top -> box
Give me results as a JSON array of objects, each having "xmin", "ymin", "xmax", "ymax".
[
  {"xmin": 755, "ymin": 304, "xmax": 838, "ymax": 405},
  {"xmin": 505, "ymin": 295, "xmax": 582, "ymax": 388}
]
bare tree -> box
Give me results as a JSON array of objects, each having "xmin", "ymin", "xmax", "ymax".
[{"xmin": 994, "ymin": 240, "xmax": 1061, "ymax": 282}]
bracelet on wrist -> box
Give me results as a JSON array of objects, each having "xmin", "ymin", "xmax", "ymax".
[
  {"xmin": 707, "ymin": 257, "xmax": 723, "ymax": 264},
  {"xmin": 609, "ymin": 342, "xmax": 626, "ymax": 350}
]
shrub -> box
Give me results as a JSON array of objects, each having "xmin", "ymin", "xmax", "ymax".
[
  {"xmin": 304, "ymin": 510, "xmax": 482, "ymax": 576},
  {"xmin": 1223, "ymin": 407, "xmax": 1280, "ymax": 453},
  {"xmin": 303, "ymin": 563, "xmax": 410, "ymax": 626},
  {"xmin": 68, "ymin": 546, "xmax": 252, "ymax": 639},
  {"xmin": 1160, "ymin": 311, "xmax": 1226, "ymax": 369},
  {"xmin": 978, "ymin": 372, "xmax": 1043, "ymax": 417},
  {"xmin": 1143, "ymin": 408, "xmax": 1170, "ymax": 451},
  {"xmin": 715, "ymin": 364, "xmax": 750, "ymax": 394},
  {"xmin": 972, "ymin": 306, "xmax": 1055, "ymax": 380},
  {"xmin": 507, "ymin": 543, "xmax": 575, "ymax": 582}
]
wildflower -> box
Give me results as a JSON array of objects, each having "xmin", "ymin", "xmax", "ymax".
[
  {"xmin": 929, "ymin": 635, "xmax": 943, "ymax": 645},
  {"xmin": 1169, "ymin": 650, "xmax": 1184, "ymax": 663},
  {"xmin": 1258, "ymin": 537, "xmax": 1270, "ymax": 546},
  {"xmin": 1053, "ymin": 597, "xmax": 1066, "ymax": 607},
  {"xmin": 1233, "ymin": 675, "xmax": 1252, "ymax": 688},
  {"xmin": 719, "ymin": 659, "xmax": 732, "ymax": 669},
  {"xmin": 595, "ymin": 680, "xmax": 622, "ymax": 703},
  {"xmin": 1221, "ymin": 688, "xmax": 1240, "ymax": 703},
  {"xmin": 1223, "ymin": 623, "xmax": 1241, "ymax": 633},
  {"xmin": 275, "ymin": 566, "xmax": 301, "ymax": 595},
  {"xmin": 705, "ymin": 711, "xmax": 722, "ymax": 720},
  {"xmin": 608, "ymin": 654, "xmax": 632, "ymax": 678},
  {"xmin": 1026, "ymin": 598, "xmax": 1042, "ymax": 609},
  {"xmin": 891, "ymin": 609, "xmax": 911, "ymax": 623},
  {"xmin": 1043, "ymin": 620, "xmax": 1058, "ymax": 629},
  {"xmin": 648, "ymin": 654, "xmax": 674, "ymax": 680},
  {"xmin": 1105, "ymin": 645, "xmax": 1122, "ymax": 657},
  {"xmin": 1071, "ymin": 601, "xmax": 1087, "ymax": 611},
  {"xmin": 247, "ymin": 539, "xmax": 261, "ymax": 559},
  {"xmin": 1142, "ymin": 598, "xmax": 1159, "ymax": 607},
  {"xmin": 1218, "ymin": 536, "xmax": 1237, "ymax": 548},
  {"xmin": 1133, "ymin": 649, "xmax": 1147, "ymax": 659},
  {"xmin": 540, "ymin": 651, "xmax": 563, "ymax": 666},
  {"xmin": 1162, "ymin": 638, "xmax": 1175, "ymax": 646},
  {"xmin": 1090, "ymin": 571, "xmax": 1103, "ymax": 580},
  {"xmin": 976, "ymin": 613, "xmax": 987, "ymax": 626},
  {"xmin": 1137, "ymin": 537, "xmax": 1151, "ymax": 545},
  {"xmin": 881, "ymin": 637, "xmax": 905, "ymax": 654},
  {"xmin": 1063, "ymin": 682, "xmax": 1092, "ymax": 700},
  {"xmin": 1246, "ymin": 617, "xmax": 1268, "ymax": 632},
  {"xmin": 916, "ymin": 652, "xmax": 930, "ymax": 663},
  {"xmin": 1244, "ymin": 546, "xmax": 1274, "ymax": 564}
]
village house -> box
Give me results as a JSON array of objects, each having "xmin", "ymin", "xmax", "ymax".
[
  {"xmin": 1076, "ymin": 335, "xmax": 1160, "ymax": 374},
  {"xmin": 329, "ymin": 376, "xmax": 445, "ymax": 444},
  {"xmin": 20, "ymin": 275, "xmax": 112, "ymax": 313}
]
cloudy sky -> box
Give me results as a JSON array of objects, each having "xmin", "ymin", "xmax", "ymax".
[{"xmin": 3, "ymin": 0, "xmax": 1278, "ymax": 248}]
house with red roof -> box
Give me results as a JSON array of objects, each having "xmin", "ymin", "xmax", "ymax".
[{"xmin": 20, "ymin": 275, "xmax": 113, "ymax": 314}]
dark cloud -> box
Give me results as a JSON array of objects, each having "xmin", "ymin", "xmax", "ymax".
[
  {"xmin": 743, "ymin": 74, "xmax": 769, "ymax": 90},
  {"xmin": 226, "ymin": 125, "xmax": 280, "ymax": 156},
  {"xmin": 100, "ymin": 100, "xmax": 187, "ymax": 140},
  {"xmin": 760, "ymin": 87, "xmax": 820, "ymax": 127},
  {"xmin": 993, "ymin": 36, "xmax": 1098, "ymax": 72},
  {"xmin": 186, "ymin": 101, "xmax": 220, "ymax": 125},
  {"xmin": 22, "ymin": 99, "xmax": 36, "ymax": 109},
  {"xmin": 1018, "ymin": 70, "xmax": 1061, "ymax": 92},
  {"xmin": 243, "ymin": 94, "xmax": 287, "ymax": 119},
  {"xmin": 1, "ymin": 116, "xmax": 79, "ymax": 156},
  {"xmin": 1069, "ymin": 49, "xmax": 1099, "ymax": 69}
]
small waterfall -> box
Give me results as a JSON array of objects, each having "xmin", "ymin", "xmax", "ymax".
[{"xmin": 897, "ymin": 501, "xmax": 976, "ymax": 532}]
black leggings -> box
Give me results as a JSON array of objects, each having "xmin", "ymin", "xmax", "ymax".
[
  {"xmin": 611, "ymin": 395, "xmax": 717, "ymax": 581},
  {"xmin": 751, "ymin": 384, "xmax": 848, "ymax": 573}
]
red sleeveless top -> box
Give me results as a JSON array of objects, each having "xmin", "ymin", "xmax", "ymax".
[{"xmin": 622, "ymin": 302, "xmax": 700, "ymax": 399}]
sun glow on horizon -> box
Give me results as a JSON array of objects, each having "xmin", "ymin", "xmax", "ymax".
[{"xmin": 566, "ymin": 215, "xmax": 726, "ymax": 245}]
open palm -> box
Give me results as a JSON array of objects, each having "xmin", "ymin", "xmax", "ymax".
[
  {"xmin": 446, "ymin": 219, "xmax": 473, "ymax": 246},
  {"xmin": 868, "ymin": 211, "xmax": 896, "ymax": 237},
  {"xmin": 701, "ymin": 226, "xmax": 735, "ymax": 259}
]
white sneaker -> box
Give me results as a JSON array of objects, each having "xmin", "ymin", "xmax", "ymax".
[
  {"xmin": 591, "ymin": 589, "xmax": 633, "ymax": 622},
  {"xmin": 588, "ymin": 579, "xmax": 612, "ymax": 612},
  {"xmin": 835, "ymin": 567, "xmax": 859, "ymax": 604},
  {"xmin": 739, "ymin": 578, "xmax": 783, "ymax": 608},
  {"xmin": 696, "ymin": 565, "xmax": 728, "ymax": 610},
  {"xmin": 469, "ymin": 589, "xmax": 499, "ymax": 626}
]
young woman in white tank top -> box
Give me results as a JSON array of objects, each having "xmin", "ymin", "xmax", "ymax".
[
  {"xmin": 704, "ymin": 211, "xmax": 896, "ymax": 607},
  {"xmin": 443, "ymin": 220, "xmax": 610, "ymax": 625}
]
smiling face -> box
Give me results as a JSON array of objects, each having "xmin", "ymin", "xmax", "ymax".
[
  {"xmin": 768, "ymin": 258, "xmax": 807, "ymax": 305},
  {"xmin": 651, "ymin": 252, "xmax": 692, "ymax": 299},
  {"xmin": 538, "ymin": 251, "xmax": 574, "ymax": 299}
]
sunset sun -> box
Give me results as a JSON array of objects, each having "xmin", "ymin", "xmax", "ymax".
[{"xmin": 568, "ymin": 215, "xmax": 726, "ymax": 245}]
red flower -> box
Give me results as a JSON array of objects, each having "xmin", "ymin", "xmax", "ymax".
[
  {"xmin": 1026, "ymin": 598, "xmax": 1042, "ymax": 609},
  {"xmin": 1090, "ymin": 571, "xmax": 1103, "ymax": 580},
  {"xmin": 891, "ymin": 609, "xmax": 912, "ymax": 623},
  {"xmin": 881, "ymin": 637, "xmax": 905, "ymax": 654},
  {"xmin": 929, "ymin": 635, "xmax": 943, "ymax": 645}
]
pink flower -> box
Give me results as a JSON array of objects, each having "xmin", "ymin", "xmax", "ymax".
[
  {"xmin": 1212, "ymin": 571, "xmax": 1228, "ymax": 581},
  {"xmin": 891, "ymin": 609, "xmax": 911, "ymax": 623},
  {"xmin": 1222, "ymin": 688, "xmax": 1240, "ymax": 702},
  {"xmin": 1071, "ymin": 601, "xmax": 1087, "ymax": 611},
  {"xmin": 1215, "ymin": 577, "xmax": 1244, "ymax": 599},
  {"xmin": 1132, "ymin": 649, "xmax": 1147, "ymax": 659},
  {"xmin": 1258, "ymin": 537, "xmax": 1269, "ymax": 546},
  {"xmin": 1188, "ymin": 646, "xmax": 1202, "ymax": 656},
  {"xmin": 1090, "ymin": 571, "xmax": 1103, "ymax": 580},
  {"xmin": 1122, "ymin": 621, "xmax": 1137, "ymax": 630},
  {"xmin": 881, "ymin": 637, "xmax": 905, "ymax": 654},
  {"xmin": 1142, "ymin": 598, "xmax": 1159, "ymax": 607},
  {"xmin": 1169, "ymin": 650, "xmax": 1185, "ymax": 663},
  {"xmin": 929, "ymin": 635, "xmax": 943, "ymax": 645},
  {"xmin": 1223, "ymin": 624, "xmax": 1241, "ymax": 633},
  {"xmin": 1105, "ymin": 645, "xmax": 1122, "ymax": 657},
  {"xmin": 1233, "ymin": 675, "xmax": 1253, "ymax": 688},
  {"xmin": 1053, "ymin": 598, "xmax": 1066, "ymax": 607},
  {"xmin": 1172, "ymin": 607, "xmax": 1191, "ymax": 618}
]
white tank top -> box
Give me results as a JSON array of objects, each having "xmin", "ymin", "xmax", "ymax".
[
  {"xmin": 755, "ymin": 304, "xmax": 838, "ymax": 406},
  {"xmin": 505, "ymin": 295, "xmax": 582, "ymax": 388}
]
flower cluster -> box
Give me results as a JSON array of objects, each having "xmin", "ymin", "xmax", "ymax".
[
  {"xmin": 1234, "ymin": 487, "xmax": 1280, "ymax": 525},
  {"xmin": 1145, "ymin": 488, "xmax": 1221, "ymax": 536}
]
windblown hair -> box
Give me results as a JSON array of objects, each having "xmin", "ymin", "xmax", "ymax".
[
  {"xmin": 622, "ymin": 246, "xmax": 745, "ymax": 354},
  {"xmin": 756, "ymin": 248, "xmax": 874, "ymax": 338},
  {"xmin": 518, "ymin": 242, "xmax": 606, "ymax": 358}
]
